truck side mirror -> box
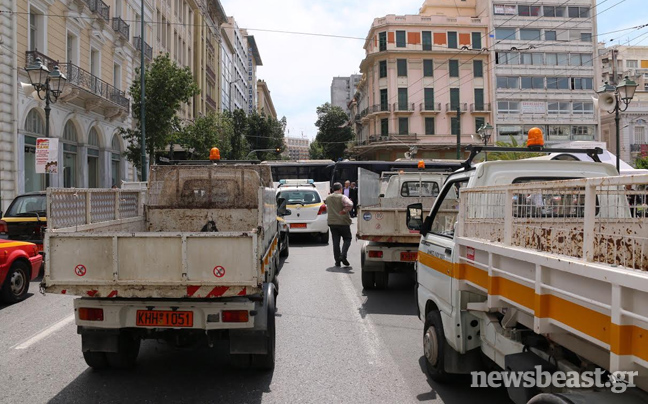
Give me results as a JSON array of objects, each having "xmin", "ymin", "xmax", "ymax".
[
  {"xmin": 277, "ymin": 198, "xmax": 291, "ymax": 217},
  {"xmin": 406, "ymin": 203, "xmax": 423, "ymax": 231}
]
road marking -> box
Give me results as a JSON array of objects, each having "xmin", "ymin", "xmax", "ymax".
[{"xmin": 13, "ymin": 314, "xmax": 75, "ymax": 350}]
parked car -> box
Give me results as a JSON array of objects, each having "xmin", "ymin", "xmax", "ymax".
[
  {"xmin": 276, "ymin": 180, "xmax": 329, "ymax": 243},
  {"xmin": 0, "ymin": 192, "xmax": 47, "ymax": 254},
  {"xmin": 0, "ymin": 239, "xmax": 43, "ymax": 303}
]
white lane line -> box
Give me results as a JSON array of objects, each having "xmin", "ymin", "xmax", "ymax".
[{"xmin": 13, "ymin": 314, "xmax": 75, "ymax": 350}]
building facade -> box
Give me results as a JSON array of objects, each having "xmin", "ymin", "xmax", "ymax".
[
  {"xmin": 331, "ymin": 75, "xmax": 361, "ymax": 116},
  {"xmin": 489, "ymin": 0, "xmax": 599, "ymax": 145},
  {"xmin": 220, "ymin": 19, "xmax": 261, "ymax": 113},
  {"xmin": 352, "ymin": 0, "xmax": 493, "ymax": 161},
  {"xmin": 257, "ymin": 80, "xmax": 277, "ymax": 118},
  {"xmin": 599, "ymin": 45, "xmax": 648, "ymax": 166},
  {"xmin": 285, "ymin": 137, "xmax": 310, "ymax": 160}
]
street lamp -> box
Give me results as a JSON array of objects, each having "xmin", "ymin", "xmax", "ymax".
[
  {"xmin": 596, "ymin": 76, "xmax": 638, "ymax": 173},
  {"xmin": 25, "ymin": 57, "xmax": 67, "ymax": 138},
  {"xmin": 473, "ymin": 122, "xmax": 494, "ymax": 161}
]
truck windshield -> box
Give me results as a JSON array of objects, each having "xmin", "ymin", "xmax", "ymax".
[
  {"xmin": 277, "ymin": 190, "xmax": 321, "ymax": 205},
  {"xmin": 400, "ymin": 181, "xmax": 439, "ymax": 197},
  {"xmin": 5, "ymin": 195, "xmax": 46, "ymax": 217}
]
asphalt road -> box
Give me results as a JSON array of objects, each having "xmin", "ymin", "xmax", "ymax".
[{"xmin": 0, "ymin": 222, "xmax": 512, "ymax": 404}]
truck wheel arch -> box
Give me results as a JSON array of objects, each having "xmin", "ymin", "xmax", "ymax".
[{"xmin": 425, "ymin": 300, "xmax": 440, "ymax": 317}]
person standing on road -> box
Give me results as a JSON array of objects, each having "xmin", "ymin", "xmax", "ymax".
[
  {"xmin": 349, "ymin": 182, "xmax": 358, "ymax": 218},
  {"xmin": 343, "ymin": 180, "xmax": 351, "ymax": 198},
  {"xmin": 325, "ymin": 182, "xmax": 354, "ymax": 267}
]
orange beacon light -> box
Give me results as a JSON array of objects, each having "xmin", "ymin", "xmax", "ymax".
[
  {"xmin": 209, "ymin": 147, "xmax": 221, "ymax": 161},
  {"xmin": 527, "ymin": 127, "xmax": 544, "ymax": 150}
]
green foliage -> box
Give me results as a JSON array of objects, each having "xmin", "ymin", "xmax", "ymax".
[
  {"xmin": 176, "ymin": 113, "xmax": 234, "ymax": 160},
  {"xmin": 119, "ymin": 53, "xmax": 200, "ymax": 175},
  {"xmin": 489, "ymin": 136, "xmax": 542, "ymax": 161},
  {"xmin": 312, "ymin": 103, "xmax": 354, "ymax": 160},
  {"xmin": 225, "ymin": 109, "xmax": 249, "ymax": 160},
  {"xmin": 243, "ymin": 112, "xmax": 287, "ymax": 160},
  {"xmin": 636, "ymin": 157, "xmax": 648, "ymax": 169}
]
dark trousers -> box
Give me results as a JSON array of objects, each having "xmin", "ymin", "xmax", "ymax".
[{"xmin": 329, "ymin": 225, "xmax": 352, "ymax": 262}]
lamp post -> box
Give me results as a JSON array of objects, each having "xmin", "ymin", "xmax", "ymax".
[
  {"xmin": 473, "ymin": 122, "xmax": 494, "ymax": 161},
  {"xmin": 25, "ymin": 57, "xmax": 67, "ymax": 139},
  {"xmin": 596, "ymin": 76, "xmax": 638, "ymax": 173}
]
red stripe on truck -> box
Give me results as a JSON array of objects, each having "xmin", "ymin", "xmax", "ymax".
[
  {"xmin": 238, "ymin": 287, "xmax": 247, "ymax": 296},
  {"xmin": 107, "ymin": 290, "xmax": 118, "ymax": 298},
  {"xmin": 186, "ymin": 286, "xmax": 201, "ymax": 297},
  {"xmin": 206, "ymin": 286, "xmax": 229, "ymax": 298}
]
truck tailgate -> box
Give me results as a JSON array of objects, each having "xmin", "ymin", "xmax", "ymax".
[
  {"xmin": 44, "ymin": 232, "xmax": 260, "ymax": 298},
  {"xmin": 357, "ymin": 208, "xmax": 421, "ymax": 243}
]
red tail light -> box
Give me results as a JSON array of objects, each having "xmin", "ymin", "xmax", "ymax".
[
  {"xmin": 317, "ymin": 204, "xmax": 327, "ymax": 215},
  {"xmin": 78, "ymin": 308, "xmax": 104, "ymax": 321},
  {"xmin": 222, "ymin": 310, "xmax": 249, "ymax": 323},
  {"xmin": 0, "ymin": 220, "xmax": 7, "ymax": 234},
  {"xmin": 368, "ymin": 251, "xmax": 383, "ymax": 258}
]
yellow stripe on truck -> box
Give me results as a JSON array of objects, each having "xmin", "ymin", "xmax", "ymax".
[
  {"xmin": 0, "ymin": 241, "xmax": 35, "ymax": 248},
  {"xmin": 2, "ymin": 217, "xmax": 47, "ymax": 223},
  {"xmin": 417, "ymin": 251, "xmax": 648, "ymax": 363}
]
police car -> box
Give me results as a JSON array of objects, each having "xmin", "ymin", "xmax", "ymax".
[{"xmin": 276, "ymin": 179, "xmax": 329, "ymax": 243}]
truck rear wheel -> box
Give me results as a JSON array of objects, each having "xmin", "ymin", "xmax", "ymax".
[
  {"xmin": 83, "ymin": 351, "xmax": 109, "ymax": 370},
  {"xmin": 361, "ymin": 250, "xmax": 376, "ymax": 290},
  {"xmin": 106, "ymin": 333, "xmax": 140, "ymax": 369},
  {"xmin": 280, "ymin": 236, "xmax": 289, "ymax": 258},
  {"xmin": 423, "ymin": 311, "xmax": 448, "ymax": 382},
  {"xmin": 253, "ymin": 295, "xmax": 276, "ymax": 370}
]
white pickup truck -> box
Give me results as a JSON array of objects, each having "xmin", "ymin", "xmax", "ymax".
[
  {"xmin": 407, "ymin": 156, "xmax": 648, "ymax": 403},
  {"xmin": 357, "ymin": 169, "xmax": 446, "ymax": 290},
  {"xmin": 43, "ymin": 163, "xmax": 283, "ymax": 370}
]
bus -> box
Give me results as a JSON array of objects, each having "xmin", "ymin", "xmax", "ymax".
[
  {"xmin": 330, "ymin": 160, "xmax": 463, "ymax": 185},
  {"xmin": 262, "ymin": 160, "xmax": 334, "ymax": 183}
]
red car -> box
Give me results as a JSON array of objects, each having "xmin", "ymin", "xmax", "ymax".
[{"xmin": 0, "ymin": 240, "xmax": 43, "ymax": 303}]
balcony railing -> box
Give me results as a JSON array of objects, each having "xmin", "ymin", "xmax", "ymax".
[
  {"xmin": 392, "ymin": 102, "xmax": 416, "ymax": 112},
  {"xmin": 631, "ymin": 143, "xmax": 647, "ymax": 153},
  {"xmin": 370, "ymin": 104, "xmax": 390, "ymax": 114},
  {"xmin": 206, "ymin": 65, "xmax": 216, "ymax": 82},
  {"xmin": 112, "ymin": 17, "xmax": 129, "ymax": 40},
  {"xmin": 445, "ymin": 103, "xmax": 468, "ymax": 112},
  {"xmin": 133, "ymin": 36, "xmax": 153, "ymax": 60},
  {"xmin": 206, "ymin": 94, "xmax": 216, "ymax": 109},
  {"xmin": 470, "ymin": 103, "xmax": 492, "ymax": 112},
  {"xmin": 84, "ymin": 0, "xmax": 110, "ymax": 21},
  {"xmin": 25, "ymin": 50, "xmax": 58, "ymax": 71},
  {"xmin": 206, "ymin": 39, "xmax": 214, "ymax": 54},
  {"xmin": 419, "ymin": 102, "xmax": 441, "ymax": 112},
  {"xmin": 59, "ymin": 62, "xmax": 129, "ymax": 110}
]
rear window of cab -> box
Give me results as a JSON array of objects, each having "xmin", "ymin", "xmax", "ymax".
[{"xmin": 276, "ymin": 190, "xmax": 322, "ymax": 204}]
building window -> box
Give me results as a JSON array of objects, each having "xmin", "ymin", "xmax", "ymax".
[
  {"xmin": 572, "ymin": 77, "xmax": 593, "ymax": 90},
  {"xmin": 493, "ymin": 4, "xmax": 516, "ymax": 15},
  {"xmin": 24, "ymin": 109, "xmax": 46, "ymax": 192},
  {"xmin": 573, "ymin": 102, "xmax": 594, "ymax": 115},
  {"xmin": 545, "ymin": 30, "xmax": 557, "ymax": 41},
  {"xmin": 111, "ymin": 135, "xmax": 122, "ymax": 187},
  {"xmin": 398, "ymin": 117, "xmax": 408, "ymax": 135},
  {"xmin": 568, "ymin": 7, "xmax": 589, "ymax": 18},
  {"xmin": 635, "ymin": 127, "xmax": 646, "ymax": 144},
  {"xmin": 380, "ymin": 89, "xmax": 388, "ymax": 111},
  {"xmin": 548, "ymin": 125, "xmax": 571, "ymax": 141},
  {"xmin": 423, "ymin": 59, "xmax": 433, "ymax": 77},
  {"xmin": 581, "ymin": 32, "xmax": 592, "ymax": 42},
  {"xmin": 521, "ymin": 77, "xmax": 544, "ymax": 89},
  {"xmin": 425, "ymin": 117, "xmax": 435, "ymax": 135},
  {"xmin": 379, "ymin": 60, "xmax": 387, "ymax": 78},
  {"xmin": 62, "ymin": 121, "xmax": 78, "ymax": 188},
  {"xmin": 518, "ymin": 5, "xmax": 540, "ymax": 16},
  {"xmin": 474, "ymin": 88, "xmax": 484, "ymax": 111},
  {"xmin": 449, "ymin": 60, "xmax": 459, "ymax": 77},
  {"xmin": 450, "ymin": 88, "xmax": 460, "ymax": 110},
  {"xmin": 520, "ymin": 29, "xmax": 541, "ymax": 41},
  {"xmin": 451, "ymin": 117, "xmax": 459, "ymax": 135},
  {"xmin": 546, "ymin": 77, "xmax": 569, "ymax": 90},
  {"xmin": 87, "ymin": 128, "xmax": 100, "ymax": 188},
  {"xmin": 66, "ymin": 32, "xmax": 79, "ymax": 65},
  {"xmin": 424, "ymin": 88, "xmax": 435, "ymax": 110},
  {"xmin": 447, "ymin": 32, "xmax": 457, "ymax": 49},
  {"xmin": 497, "ymin": 76, "xmax": 519, "ymax": 89},
  {"xmin": 473, "ymin": 60, "xmax": 483, "ymax": 78},
  {"xmin": 548, "ymin": 102, "xmax": 570, "ymax": 114},
  {"xmin": 113, "ymin": 63, "xmax": 122, "ymax": 90},
  {"xmin": 381, "ymin": 118, "xmax": 389, "ymax": 136},
  {"xmin": 398, "ymin": 88, "xmax": 408, "ymax": 110},
  {"xmin": 544, "ymin": 6, "xmax": 566, "ymax": 17},
  {"xmin": 627, "ymin": 60, "xmax": 639, "ymax": 68},
  {"xmin": 379, "ymin": 32, "xmax": 387, "ymax": 51},
  {"xmin": 497, "ymin": 101, "xmax": 520, "ymax": 114},
  {"xmin": 422, "ymin": 31, "xmax": 432, "ymax": 51},
  {"xmin": 396, "ymin": 31, "xmax": 406, "ymax": 47},
  {"xmin": 472, "ymin": 32, "xmax": 481, "ymax": 49},
  {"xmin": 29, "ymin": 8, "xmax": 46, "ymax": 51},
  {"xmin": 571, "ymin": 125, "xmax": 594, "ymax": 140},
  {"xmin": 495, "ymin": 28, "xmax": 516, "ymax": 40},
  {"xmin": 475, "ymin": 117, "xmax": 485, "ymax": 133},
  {"xmin": 397, "ymin": 59, "xmax": 407, "ymax": 77}
]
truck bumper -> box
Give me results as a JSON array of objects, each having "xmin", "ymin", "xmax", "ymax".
[
  {"xmin": 74, "ymin": 298, "xmax": 258, "ymax": 331},
  {"xmin": 365, "ymin": 244, "xmax": 419, "ymax": 264}
]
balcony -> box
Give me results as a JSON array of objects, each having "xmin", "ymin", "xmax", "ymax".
[
  {"xmin": 133, "ymin": 36, "xmax": 153, "ymax": 60},
  {"xmin": 25, "ymin": 51, "xmax": 129, "ymax": 113},
  {"xmin": 206, "ymin": 65, "xmax": 216, "ymax": 82},
  {"xmin": 392, "ymin": 102, "xmax": 415, "ymax": 114},
  {"xmin": 369, "ymin": 104, "xmax": 391, "ymax": 116},
  {"xmin": 205, "ymin": 94, "xmax": 217, "ymax": 110},
  {"xmin": 419, "ymin": 103, "xmax": 441, "ymax": 114},
  {"xmin": 631, "ymin": 143, "xmax": 648, "ymax": 156},
  {"xmin": 206, "ymin": 39, "xmax": 215, "ymax": 54},
  {"xmin": 470, "ymin": 103, "xmax": 492, "ymax": 113},
  {"xmin": 84, "ymin": 0, "xmax": 110, "ymax": 21},
  {"xmin": 112, "ymin": 17, "xmax": 129, "ymax": 40},
  {"xmin": 445, "ymin": 103, "xmax": 468, "ymax": 113}
]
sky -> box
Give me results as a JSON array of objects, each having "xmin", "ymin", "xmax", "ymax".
[{"xmin": 219, "ymin": 0, "xmax": 648, "ymax": 141}]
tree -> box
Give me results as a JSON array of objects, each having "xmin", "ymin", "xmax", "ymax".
[
  {"xmin": 119, "ymin": 53, "xmax": 199, "ymax": 176},
  {"xmin": 489, "ymin": 136, "xmax": 542, "ymax": 161},
  {"xmin": 176, "ymin": 113, "xmax": 234, "ymax": 160},
  {"xmin": 244, "ymin": 112, "xmax": 287, "ymax": 160},
  {"xmin": 635, "ymin": 157, "xmax": 648, "ymax": 169},
  {"xmin": 313, "ymin": 103, "xmax": 354, "ymax": 160},
  {"xmin": 225, "ymin": 109, "xmax": 249, "ymax": 160},
  {"xmin": 309, "ymin": 141, "xmax": 326, "ymax": 159}
]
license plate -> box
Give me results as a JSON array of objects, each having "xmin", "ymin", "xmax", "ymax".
[
  {"xmin": 290, "ymin": 223, "xmax": 307, "ymax": 229},
  {"xmin": 136, "ymin": 310, "xmax": 193, "ymax": 327},
  {"xmin": 400, "ymin": 252, "xmax": 418, "ymax": 262}
]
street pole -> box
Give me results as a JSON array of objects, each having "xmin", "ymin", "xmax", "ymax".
[
  {"xmin": 44, "ymin": 85, "xmax": 51, "ymax": 188},
  {"xmin": 456, "ymin": 106, "xmax": 461, "ymax": 159},
  {"xmin": 140, "ymin": 0, "xmax": 147, "ymax": 181},
  {"xmin": 615, "ymin": 98, "xmax": 620, "ymax": 174}
]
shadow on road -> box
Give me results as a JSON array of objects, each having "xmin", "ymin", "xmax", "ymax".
[
  {"xmin": 325, "ymin": 266, "xmax": 354, "ymax": 274},
  {"xmin": 358, "ymin": 273, "xmax": 418, "ymax": 318},
  {"xmin": 48, "ymin": 341, "xmax": 274, "ymax": 404}
]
